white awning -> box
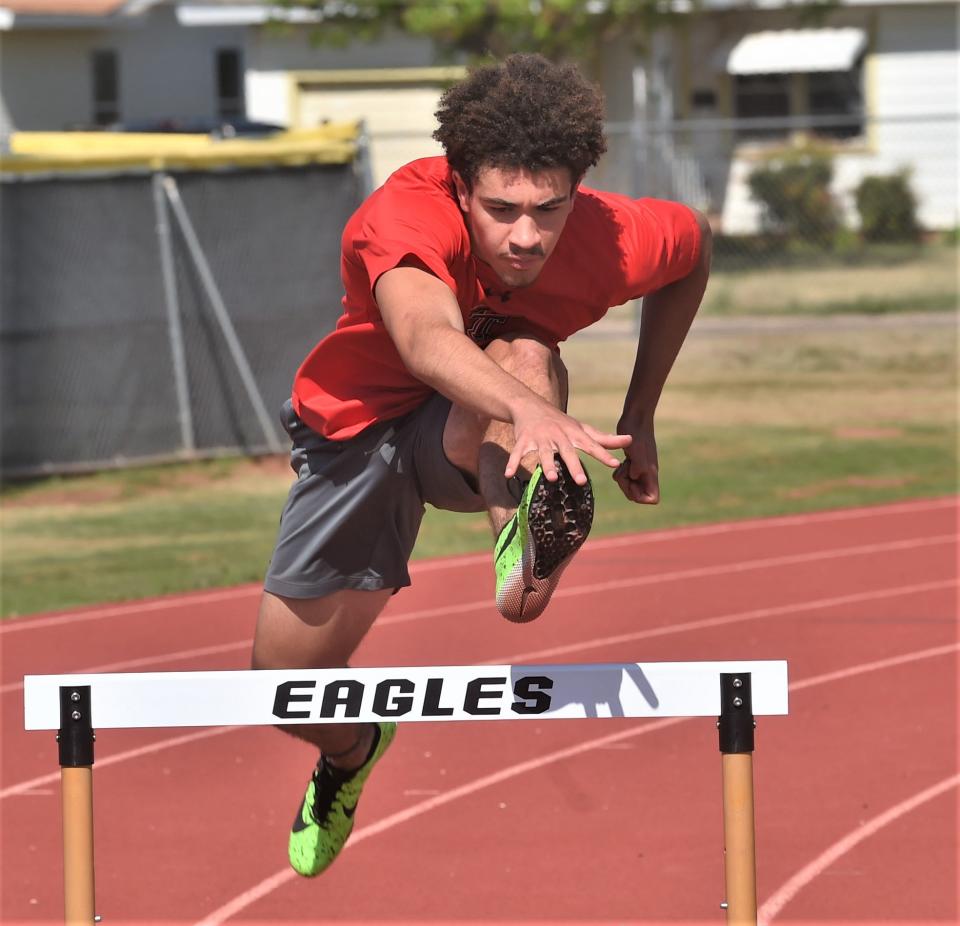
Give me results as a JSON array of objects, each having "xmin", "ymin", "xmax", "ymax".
[{"xmin": 727, "ymin": 28, "xmax": 868, "ymax": 75}]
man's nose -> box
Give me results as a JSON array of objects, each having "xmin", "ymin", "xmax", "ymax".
[{"xmin": 509, "ymin": 215, "xmax": 542, "ymax": 253}]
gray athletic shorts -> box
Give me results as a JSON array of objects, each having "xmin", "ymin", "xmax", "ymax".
[{"xmin": 263, "ymin": 394, "xmax": 485, "ymax": 599}]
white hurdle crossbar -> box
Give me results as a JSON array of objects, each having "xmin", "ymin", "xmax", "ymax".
[{"xmin": 25, "ymin": 660, "xmax": 789, "ymax": 925}]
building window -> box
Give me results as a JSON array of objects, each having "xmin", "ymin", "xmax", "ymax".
[
  {"xmin": 216, "ymin": 49, "xmax": 244, "ymax": 119},
  {"xmin": 91, "ymin": 50, "xmax": 119, "ymax": 126},
  {"xmin": 734, "ymin": 74, "xmax": 790, "ymax": 135},
  {"xmin": 733, "ymin": 69, "xmax": 863, "ymax": 141},
  {"xmin": 807, "ymin": 68, "xmax": 863, "ymax": 139}
]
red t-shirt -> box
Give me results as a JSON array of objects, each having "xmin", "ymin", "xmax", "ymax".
[{"xmin": 292, "ymin": 157, "xmax": 702, "ymax": 440}]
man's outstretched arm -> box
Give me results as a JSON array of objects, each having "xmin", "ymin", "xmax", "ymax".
[
  {"xmin": 615, "ymin": 210, "xmax": 713, "ymax": 504},
  {"xmin": 374, "ymin": 264, "xmax": 630, "ymax": 485}
]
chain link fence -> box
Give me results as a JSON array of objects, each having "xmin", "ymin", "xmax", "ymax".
[
  {"xmin": 3, "ymin": 113, "xmax": 955, "ymax": 476},
  {"xmin": 599, "ymin": 112, "xmax": 958, "ymax": 319},
  {"xmin": 1, "ymin": 160, "xmax": 364, "ymax": 477},
  {"xmin": 606, "ymin": 113, "xmax": 956, "ymax": 229}
]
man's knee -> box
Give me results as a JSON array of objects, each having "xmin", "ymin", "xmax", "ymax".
[
  {"xmin": 251, "ymin": 588, "xmax": 389, "ymax": 671},
  {"xmin": 485, "ymin": 335, "xmax": 568, "ymax": 408},
  {"xmin": 485, "ymin": 333, "xmax": 554, "ymax": 370}
]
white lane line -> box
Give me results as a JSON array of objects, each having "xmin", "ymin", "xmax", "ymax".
[
  {"xmin": 485, "ymin": 579, "xmax": 959, "ymax": 666},
  {"xmin": 379, "ymin": 535, "xmax": 955, "ymax": 629},
  {"xmin": 0, "ymin": 586, "xmax": 261, "ymax": 635},
  {"xmin": 193, "ymin": 718, "xmax": 690, "ymax": 926},
  {"xmin": 3, "ymin": 543, "xmax": 954, "ymax": 697},
  {"xmin": 193, "ymin": 642, "xmax": 960, "ymax": 925},
  {"xmin": 4, "ymin": 582, "xmax": 954, "ymax": 801},
  {"xmin": 410, "ymin": 495, "xmax": 958, "ymax": 573},
  {"xmin": 0, "ymin": 641, "xmax": 249, "ymax": 695},
  {"xmin": 539, "ymin": 534, "xmax": 954, "ymax": 602},
  {"xmin": 0, "ymin": 727, "xmax": 236, "ymax": 800},
  {"xmin": 3, "ymin": 496, "xmax": 954, "ymax": 634},
  {"xmin": 758, "ymin": 773, "xmax": 960, "ymax": 923},
  {"xmin": 790, "ymin": 642, "xmax": 960, "ymax": 692}
]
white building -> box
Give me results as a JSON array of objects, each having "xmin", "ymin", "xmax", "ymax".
[
  {"xmin": 2, "ymin": 0, "xmax": 956, "ymax": 226},
  {"xmin": 0, "ymin": 0, "xmax": 249, "ymax": 134},
  {"xmin": 0, "ymin": 0, "xmax": 461, "ymax": 183},
  {"xmin": 634, "ymin": 0, "xmax": 958, "ymax": 229}
]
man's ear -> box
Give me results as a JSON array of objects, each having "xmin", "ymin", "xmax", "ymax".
[{"xmin": 451, "ymin": 171, "xmax": 471, "ymax": 212}]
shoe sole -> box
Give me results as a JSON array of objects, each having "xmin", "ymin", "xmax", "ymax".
[{"xmin": 501, "ymin": 458, "xmax": 594, "ymax": 623}]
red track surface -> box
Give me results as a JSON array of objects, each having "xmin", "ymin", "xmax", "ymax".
[{"xmin": 2, "ymin": 497, "xmax": 957, "ymax": 925}]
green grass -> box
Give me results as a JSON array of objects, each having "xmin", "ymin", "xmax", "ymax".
[
  {"xmin": 419, "ymin": 421, "xmax": 955, "ymax": 545},
  {"xmin": 1, "ymin": 479, "xmax": 284, "ymax": 616},
  {"xmin": 1, "ymin": 317, "xmax": 956, "ymax": 617},
  {"xmin": 704, "ymin": 242, "xmax": 957, "ymax": 316}
]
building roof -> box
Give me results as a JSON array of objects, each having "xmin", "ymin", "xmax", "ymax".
[
  {"xmin": 0, "ymin": 0, "xmax": 320, "ymax": 25},
  {"xmin": 1, "ymin": 0, "xmax": 127, "ymax": 13},
  {"xmin": 3, "ymin": 0, "xmax": 955, "ymax": 27},
  {"xmin": 727, "ymin": 27, "xmax": 868, "ymax": 74}
]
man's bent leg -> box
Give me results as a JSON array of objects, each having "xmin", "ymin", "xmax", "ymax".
[
  {"xmin": 444, "ymin": 335, "xmax": 568, "ymax": 527},
  {"xmin": 443, "ymin": 336, "xmax": 593, "ymax": 623},
  {"xmin": 252, "ymin": 587, "xmax": 391, "ymax": 767},
  {"xmin": 478, "ymin": 336, "xmax": 569, "ymax": 533}
]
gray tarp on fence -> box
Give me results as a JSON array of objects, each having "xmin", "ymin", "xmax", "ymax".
[{"xmin": 1, "ymin": 163, "xmax": 362, "ymax": 476}]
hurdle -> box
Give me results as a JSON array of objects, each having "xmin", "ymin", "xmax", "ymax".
[{"xmin": 24, "ymin": 659, "xmax": 788, "ymax": 925}]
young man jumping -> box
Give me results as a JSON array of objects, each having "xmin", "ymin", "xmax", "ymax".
[{"xmin": 251, "ymin": 53, "xmax": 712, "ymax": 878}]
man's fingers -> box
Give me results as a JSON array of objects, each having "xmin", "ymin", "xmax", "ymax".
[
  {"xmin": 581, "ymin": 436, "xmax": 628, "ymax": 469},
  {"xmin": 583, "ymin": 423, "xmax": 632, "ymax": 450},
  {"xmin": 578, "ymin": 426, "xmax": 630, "ymax": 468},
  {"xmin": 640, "ymin": 467, "xmax": 660, "ymax": 503},
  {"xmin": 613, "ymin": 462, "xmax": 660, "ymax": 505},
  {"xmin": 558, "ymin": 446, "xmax": 588, "ymax": 485},
  {"xmin": 504, "ymin": 444, "xmax": 527, "ymax": 479},
  {"xmin": 506, "ymin": 415, "xmax": 629, "ymax": 482},
  {"xmin": 538, "ymin": 446, "xmax": 560, "ymax": 481},
  {"xmin": 613, "ymin": 465, "xmax": 640, "ymax": 502}
]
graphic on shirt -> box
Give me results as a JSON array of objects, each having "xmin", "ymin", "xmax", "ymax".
[{"xmin": 466, "ymin": 306, "xmax": 509, "ymax": 346}]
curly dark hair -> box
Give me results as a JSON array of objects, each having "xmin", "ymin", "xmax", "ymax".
[{"xmin": 434, "ymin": 54, "xmax": 607, "ymax": 188}]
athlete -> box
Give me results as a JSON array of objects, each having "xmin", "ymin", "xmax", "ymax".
[{"xmin": 252, "ymin": 53, "xmax": 712, "ymax": 878}]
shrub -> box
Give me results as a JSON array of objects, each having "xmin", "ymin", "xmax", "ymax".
[
  {"xmin": 747, "ymin": 147, "xmax": 840, "ymax": 246},
  {"xmin": 854, "ymin": 171, "xmax": 921, "ymax": 242}
]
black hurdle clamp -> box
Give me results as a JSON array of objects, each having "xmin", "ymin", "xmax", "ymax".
[
  {"xmin": 718, "ymin": 672, "xmax": 755, "ymax": 754},
  {"xmin": 57, "ymin": 685, "xmax": 95, "ymax": 767}
]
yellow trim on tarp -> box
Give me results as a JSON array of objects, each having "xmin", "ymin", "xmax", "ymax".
[
  {"xmin": 1, "ymin": 123, "xmax": 360, "ymax": 173},
  {"xmin": 290, "ymin": 66, "xmax": 467, "ymax": 87}
]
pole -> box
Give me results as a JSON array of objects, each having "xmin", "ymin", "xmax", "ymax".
[
  {"xmin": 58, "ymin": 686, "xmax": 96, "ymax": 925},
  {"xmin": 152, "ymin": 171, "xmax": 196, "ymax": 455},
  {"xmin": 162, "ymin": 175, "xmax": 285, "ymax": 454},
  {"xmin": 718, "ymin": 673, "xmax": 757, "ymax": 924}
]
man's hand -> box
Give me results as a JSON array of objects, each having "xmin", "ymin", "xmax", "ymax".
[
  {"xmin": 613, "ymin": 418, "xmax": 659, "ymax": 504},
  {"xmin": 506, "ymin": 399, "xmax": 631, "ymax": 486},
  {"xmin": 614, "ymin": 210, "xmax": 710, "ymax": 505}
]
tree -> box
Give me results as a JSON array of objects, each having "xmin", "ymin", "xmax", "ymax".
[{"xmin": 291, "ymin": 0, "xmax": 677, "ymax": 64}]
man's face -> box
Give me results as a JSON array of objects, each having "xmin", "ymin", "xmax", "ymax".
[{"xmin": 453, "ymin": 165, "xmax": 577, "ymax": 289}]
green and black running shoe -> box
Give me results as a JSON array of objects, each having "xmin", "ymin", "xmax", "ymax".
[
  {"xmin": 494, "ymin": 454, "xmax": 594, "ymax": 623},
  {"xmin": 288, "ymin": 721, "xmax": 396, "ymax": 877}
]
